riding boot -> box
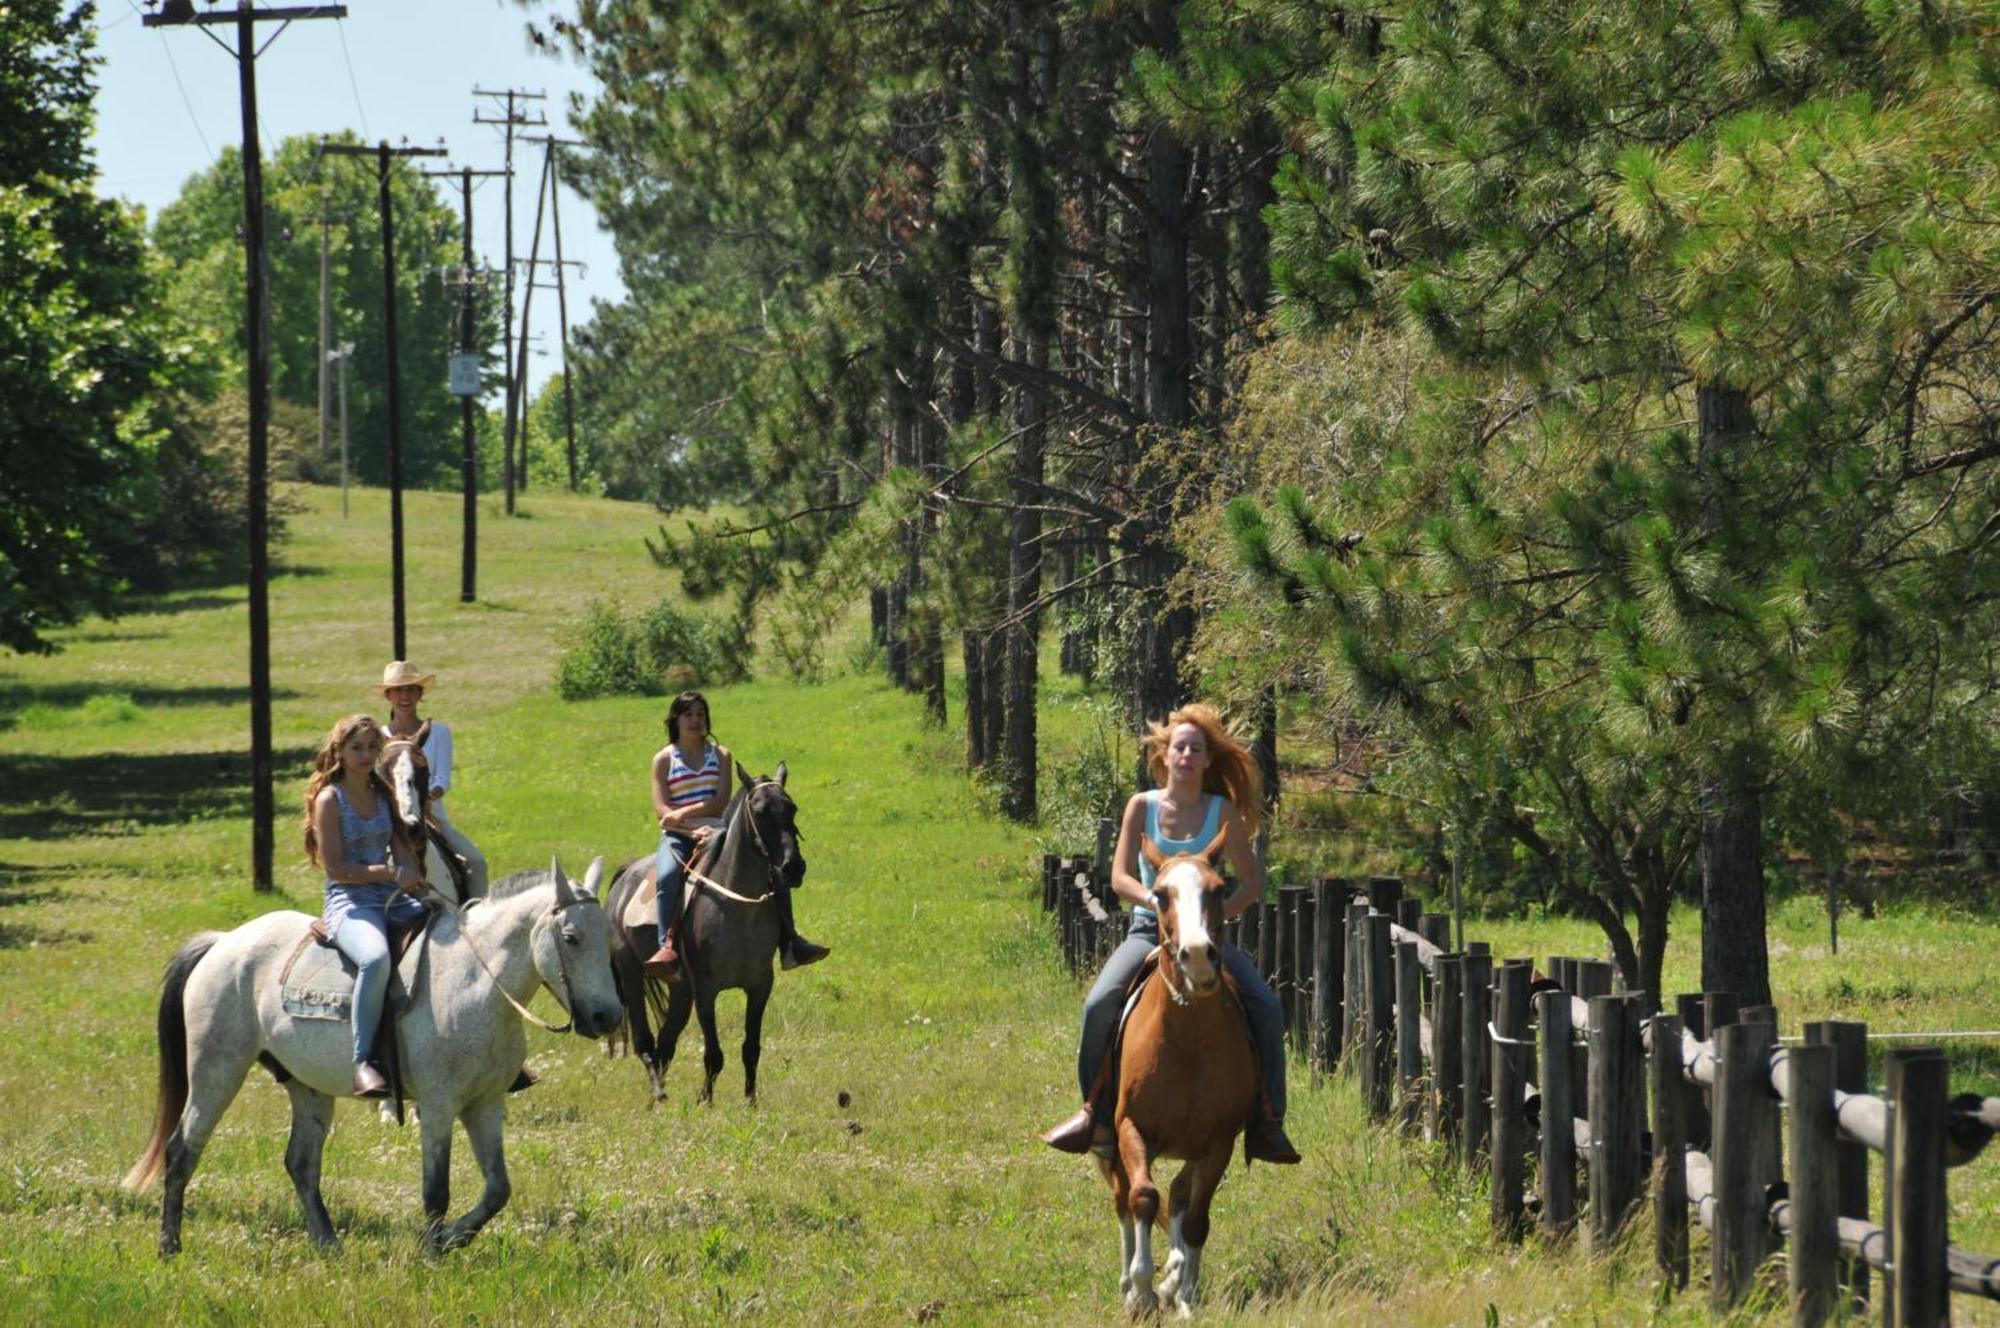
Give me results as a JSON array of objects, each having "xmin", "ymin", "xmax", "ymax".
[
  {"xmin": 1243, "ymin": 1093, "xmax": 1301, "ymax": 1165},
  {"xmin": 353, "ymin": 1060, "xmax": 390, "ymax": 1099},
  {"xmin": 508, "ymin": 1064, "xmax": 540, "ymax": 1093},
  {"xmin": 1040, "ymin": 1053, "xmax": 1117, "ymax": 1154},
  {"xmin": 775, "ymin": 885, "xmax": 829, "ymax": 971},
  {"xmin": 643, "ymin": 934, "xmax": 682, "ymax": 982}
]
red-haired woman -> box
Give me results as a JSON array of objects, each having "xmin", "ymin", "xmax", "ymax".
[
  {"xmin": 1040, "ymin": 704, "xmax": 1298, "ymax": 1164},
  {"xmin": 303, "ymin": 713, "xmax": 429, "ymax": 1098}
]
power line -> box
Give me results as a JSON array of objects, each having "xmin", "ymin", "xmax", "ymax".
[{"xmin": 333, "ymin": 18, "xmax": 370, "ymax": 140}]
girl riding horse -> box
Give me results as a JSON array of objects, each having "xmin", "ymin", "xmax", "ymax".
[
  {"xmin": 377, "ymin": 659, "xmax": 488, "ymax": 897},
  {"xmin": 304, "ymin": 712, "xmax": 431, "ymax": 1097},
  {"xmin": 1040, "ymin": 703, "xmax": 1299, "ymax": 1165},
  {"xmin": 644, "ymin": 691, "xmax": 827, "ymax": 979}
]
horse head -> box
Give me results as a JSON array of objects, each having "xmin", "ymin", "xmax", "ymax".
[
  {"xmin": 1141, "ymin": 824, "xmax": 1232, "ymax": 999},
  {"xmin": 734, "ymin": 760, "xmax": 805, "ymax": 892},
  {"xmin": 377, "ymin": 721, "xmax": 432, "ymax": 840},
  {"xmin": 534, "ymin": 856, "xmax": 625, "ymax": 1039}
]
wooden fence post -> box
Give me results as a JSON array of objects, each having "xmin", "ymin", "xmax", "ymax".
[
  {"xmin": 1057, "ymin": 860, "xmax": 1078, "ymax": 973},
  {"xmin": 1492, "ymin": 960, "xmax": 1532, "ymax": 1237},
  {"xmin": 1366, "ymin": 912, "xmax": 1394, "ymax": 1119},
  {"xmin": 1278, "ymin": 885, "xmax": 1304, "ymax": 1042},
  {"xmin": 1434, "ymin": 953, "xmax": 1464, "ymax": 1150},
  {"xmin": 1649, "ymin": 1012, "xmax": 1687, "ymax": 1287},
  {"xmin": 1884, "ymin": 1047, "xmax": 1948, "ymax": 1328},
  {"xmin": 1343, "ymin": 900, "xmax": 1368, "ymax": 1062},
  {"xmin": 1368, "ymin": 874, "xmax": 1403, "ymax": 916},
  {"xmin": 1784, "ymin": 1042, "xmax": 1838, "ymax": 1328},
  {"xmin": 1094, "ymin": 817, "xmax": 1115, "ymax": 878},
  {"xmin": 1574, "ymin": 960, "xmax": 1612, "ymax": 1121},
  {"xmin": 1395, "ymin": 939, "xmax": 1422, "ymax": 1132},
  {"xmin": 1676, "ymin": 993, "xmax": 1712, "ymax": 1153},
  {"xmin": 1711, "ymin": 1020, "xmax": 1776, "ymax": 1310},
  {"xmin": 1461, "ymin": 951, "xmax": 1494, "ymax": 1166},
  {"xmin": 1536, "ymin": 986, "xmax": 1577, "ymax": 1237},
  {"xmin": 1418, "ymin": 913, "xmax": 1449, "ymax": 999},
  {"xmin": 1803, "ymin": 1019, "xmax": 1869, "ymax": 1308},
  {"xmin": 1256, "ymin": 887, "xmax": 1277, "ymax": 983},
  {"xmin": 1313, "ymin": 879, "xmax": 1340, "ymax": 1072},
  {"xmin": 1588, "ymin": 993, "xmax": 1644, "ymax": 1252},
  {"xmin": 1396, "ymin": 895, "xmax": 1421, "ymax": 934},
  {"xmin": 1294, "ymin": 886, "xmax": 1317, "ymax": 1048},
  {"xmin": 1042, "ymin": 853, "xmax": 1059, "ymax": 913},
  {"xmin": 1742, "ymin": 1004, "xmax": 1783, "ymax": 1202}
]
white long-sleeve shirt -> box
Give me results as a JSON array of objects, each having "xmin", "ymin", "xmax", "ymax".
[{"xmin": 420, "ymin": 721, "xmax": 455, "ymax": 798}]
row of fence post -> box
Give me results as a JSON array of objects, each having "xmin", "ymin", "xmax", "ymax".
[{"xmin": 1037, "ymin": 844, "xmax": 1995, "ymax": 1325}]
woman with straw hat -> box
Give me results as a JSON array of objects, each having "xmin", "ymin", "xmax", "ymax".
[{"xmin": 376, "ymin": 660, "xmax": 488, "ymax": 898}]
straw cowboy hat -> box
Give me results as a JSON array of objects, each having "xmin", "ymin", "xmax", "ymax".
[{"xmin": 376, "ymin": 660, "xmax": 437, "ymax": 694}]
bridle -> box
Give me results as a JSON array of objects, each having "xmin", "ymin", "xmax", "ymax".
[
  {"xmin": 686, "ymin": 776, "xmax": 798, "ymax": 906},
  {"xmin": 426, "ymin": 880, "xmax": 598, "ymax": 1034}
]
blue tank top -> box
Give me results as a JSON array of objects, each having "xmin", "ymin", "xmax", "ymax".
[
  {"xmin": 327, "ymin": 782, "xmax": 393, "ymax": 887},
  {"xmin": 1134, "ymin": 790, "xmax": 1223, "ymax": 919}
]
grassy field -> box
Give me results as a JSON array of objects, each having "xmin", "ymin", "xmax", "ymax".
[{"xmin": 2, "ymin": 483, "xmax": 1996, "ymax": 1326}]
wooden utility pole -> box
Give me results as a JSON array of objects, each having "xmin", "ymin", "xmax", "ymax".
[
  {"xmin": 423, "ymin": 165, "xmax": 508, "ymax": 603},
  {"xmin": 143, "ymin": 1, "xmax": 348, "ymax": 892},
  {"xmin": 527, "ymin": 136, "xmax": 588, "ymax": 491},
  {"xmin": 474, "ymin": 88, "xmax": 545, "ymax": 516},
  {"xmin": 511, "ymin": 143, "xmax": 553, "ymax": 491},
  {"xmin": 322, "ymin": 139, "xmax": 448, "ymax": 659}
]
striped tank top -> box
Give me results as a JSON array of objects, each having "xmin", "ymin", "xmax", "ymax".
[{"xmin": 665, "ymin": 742, "xmax": 721, "ymax": 810}]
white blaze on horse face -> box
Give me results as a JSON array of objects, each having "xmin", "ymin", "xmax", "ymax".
[
  {"xmin": 1160, "ymin": 858, "xmax": 1218, "ymax": 990},
  {"xmin": 385, "ymin": 746, "xmax": 423, "ymax": 826}
]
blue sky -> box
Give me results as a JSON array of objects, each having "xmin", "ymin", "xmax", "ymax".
[{"xmin": 88, "ymin": 0, "xmax": 626, "ymax": 392}]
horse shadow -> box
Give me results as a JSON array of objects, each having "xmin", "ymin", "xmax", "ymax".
[{"xmin": 0, "ymin": 745, "xmax": 317, "ymax": 843}]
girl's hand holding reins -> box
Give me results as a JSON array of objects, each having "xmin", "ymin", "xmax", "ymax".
[{"xmin": 394, "ymin": 864, "xmax": 427, "ymax": 894}]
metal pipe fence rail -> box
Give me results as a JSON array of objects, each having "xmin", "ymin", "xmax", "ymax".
[{"xmin": 1037, "ymin": 844, "xmax": 2000, "ymax": 1326}]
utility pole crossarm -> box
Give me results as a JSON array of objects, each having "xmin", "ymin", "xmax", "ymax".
[{"xmin": 144, "ymin": 5, "xmax": 346, "ymax": 26}]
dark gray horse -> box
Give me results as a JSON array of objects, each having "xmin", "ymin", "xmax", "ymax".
[{"xmin": 605, "ymin": 763, "xmax": 805, "ymax": 1103}]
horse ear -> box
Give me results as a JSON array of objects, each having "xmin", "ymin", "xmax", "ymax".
[
  {"xmin": 415, "ymin": 718, "xmax": 432, "ymax": 747},
  {"xmin": 736, "ymin": 760, "xmax": 753, "ymax": 788},
  {"xmin": 579, "ymin": 856, "xmax": 606, "ymax": 899},
  {"xmin": 550, "ymin": 855, "xmax": 574, "ymax": 901},
  {"xmin": 1140, "ymin": 835, "xmax": 1165, "ymax": 871},
  {"xmin": 1203, "ymin": 822, "xmax": 1229, "ymax": 865},
  {"xmin": 774, "ymin": 761, "xmax": 788, "ymax": 789}
]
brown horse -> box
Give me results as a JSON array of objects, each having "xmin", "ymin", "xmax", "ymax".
[{"xmin": 1099, "ymin": 827, "xmax": 1257, "ymax": 1318}]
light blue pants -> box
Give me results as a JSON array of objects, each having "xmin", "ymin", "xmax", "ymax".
[
  {"xmin": 655, "ymin": 830, "xmax": 697, "ymax": 944},
  {"xmin": 1077, "ymin": 913, "xmax": 1287, "ymax": 1119},
  {"xmin": 330, "ymin": 890, "xmax": 429, "ymax": 1064}
]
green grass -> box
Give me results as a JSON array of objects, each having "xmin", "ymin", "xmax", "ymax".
[{"xmin": 1, "ymin": 482, "xmax": 1997, "ymax": 1325}]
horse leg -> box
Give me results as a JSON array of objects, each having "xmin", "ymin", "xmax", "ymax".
[
  {"xmin": 158, "ymin": 1044, "xmax": 254, "ymax": 1257},
  {"xmin": 740, "ymin": 980, "xmax": 770, "ymax": 1102},
  {"xmin": 419, "ymin": 1096, "xmax": 455, "ymax": 1253},
  {"xmin": 1158, "ymin": 1167, "xmax": 1193, "ymax": 1302},
  {"xmin": 281, "ymin": 1081, "xmax": 340, "ymax": 1251},
  {"xmin": 1101, "ymin": 1155, "xmax": 1139, "ymax": 1304},
  {"xmin": 654, "ymin": 978, "xmax": 694, "ymax": 1104},
  {"xmin": 1116, "ymin": 1118, "xmax": 1159, "ymax": 1317},
  {"xmin": 433, "ymin": 1097, "xmax": 510, "ymax": 1253},
  {"xmin": 693, "ymin": 982, "xmax": 725, "ymax": 1105},
  {"xmin": 1169, "ymin": 1145, "xmax": 1230, "ymax": 1317}
]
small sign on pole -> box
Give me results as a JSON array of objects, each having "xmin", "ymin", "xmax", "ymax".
[{"xmin": 448, "ymin": 352, "xmax": 480, "ymax": 397}]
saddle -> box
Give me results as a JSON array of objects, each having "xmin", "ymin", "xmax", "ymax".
[
  {"xmin": 280, "ymin": 908, "xmax": 439, "ymax": 1123},
  {"xmin": 619, "ymin": 838, "xmax": 719, "ymax": 934}
]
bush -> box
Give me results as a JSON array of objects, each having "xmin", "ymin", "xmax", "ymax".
[{"xmin": 554, "ymin": 598, "xmax": 752, "ymax": 700}]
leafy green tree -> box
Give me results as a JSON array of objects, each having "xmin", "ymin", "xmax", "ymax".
[
  {"xmin": 0, "ymin": 2, "xmax": 197, "ymax": 651},
  {"xmin": 151, "ymin": 134, "xmax": 483, "ymax": 489}
]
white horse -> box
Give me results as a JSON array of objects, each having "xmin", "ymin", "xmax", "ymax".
[
  {"xmin": 380, "ymin": 724, "xmax": 487, "ymax": 903},
  {"xmin": 123, "ymin": 857, "xmax": 624, "ymax": 1257}
]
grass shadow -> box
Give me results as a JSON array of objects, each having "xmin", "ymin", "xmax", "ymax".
[
  {"xmin": 0, "ymin": 745, "xmax": 318, "ymax": 842},
  {"xmin": 0, "ymin": 679, "xmax": 304, "ymax": 729}
]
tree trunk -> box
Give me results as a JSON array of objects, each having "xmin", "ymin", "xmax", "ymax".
[
  {"xmin": 963, "ymin": 629, "xmax": 987, "ymax": 768},
  {"xmin": 1696, "ymin": 380, "xmax": 1772, "ymax": 1008},
  {"xmin": 1700, "ymin": 772, "xmax": 1771, "ymax": 1006}
]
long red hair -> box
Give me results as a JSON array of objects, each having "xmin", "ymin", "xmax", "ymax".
[
  {"xmin": 1141, "ymin": 703, "xmax": 1264, "ymax": 839},
  {"xmin": 301, "ymin": 713, "xmax": 412, "ymax": 867}
]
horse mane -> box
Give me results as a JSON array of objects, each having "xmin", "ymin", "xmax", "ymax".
[{"xmin": 484, "ymin": 867, "xmax": 555, "ymax": 900}]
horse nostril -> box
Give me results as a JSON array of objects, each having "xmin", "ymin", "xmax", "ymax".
[{"xmin": 1207, "ymin": 944, "xmax": 1218, "ymax": 966}]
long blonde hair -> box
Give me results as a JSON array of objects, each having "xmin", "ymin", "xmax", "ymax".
[
  {"xmin": 1141, "ymin": 703, "xmax": 1264, "ymax": 838},
  {"xmin": 302, "ymin": 713, "xmax": 410, "ymax": 866}
]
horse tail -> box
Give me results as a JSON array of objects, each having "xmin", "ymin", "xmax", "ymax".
[{"xmin": 122, "ymin": 932, "xmax": 221, "ymax": 1192}]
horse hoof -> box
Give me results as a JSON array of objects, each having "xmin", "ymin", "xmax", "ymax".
[{"xmin": 1124, "ymin": 1287, "xmax": 1158, "ymax": 1318}]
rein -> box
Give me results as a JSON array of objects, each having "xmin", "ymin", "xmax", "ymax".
[
  {"xmin": 1153, "ymin": 945, "xmax": 1192, "ymax": 1007},
  {"xmin": 424, "ymin": 885, "xmax": 593, "ymax": 1034},
  {"xmin": 680, "ymin": 779, "xmax": 785, "ymax": 907}
]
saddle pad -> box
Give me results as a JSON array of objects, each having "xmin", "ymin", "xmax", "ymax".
[
  {"xmin": 278, "ymin": 923, "xmax": 428, "ymax": 1022},
  {"xmin": 620, "ymin": 861, "xmax": 700, "ymax": 931}
]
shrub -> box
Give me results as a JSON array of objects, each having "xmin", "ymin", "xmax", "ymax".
[{"xmin": 554, "ymin": 598, "xmax": 752, "ymax": 700}]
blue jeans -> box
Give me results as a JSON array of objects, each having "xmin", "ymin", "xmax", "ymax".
[
  {"xmin": 1077, "ymin": 912, "xmax": 1286, "ymax": 1119},
  {"xmin": 328, "ymin": 888, "xmax": 429, "ymax": 1064},
  {"xmin": 655, "ymin": 831, "xmax": 696, "ymax": 944}
]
